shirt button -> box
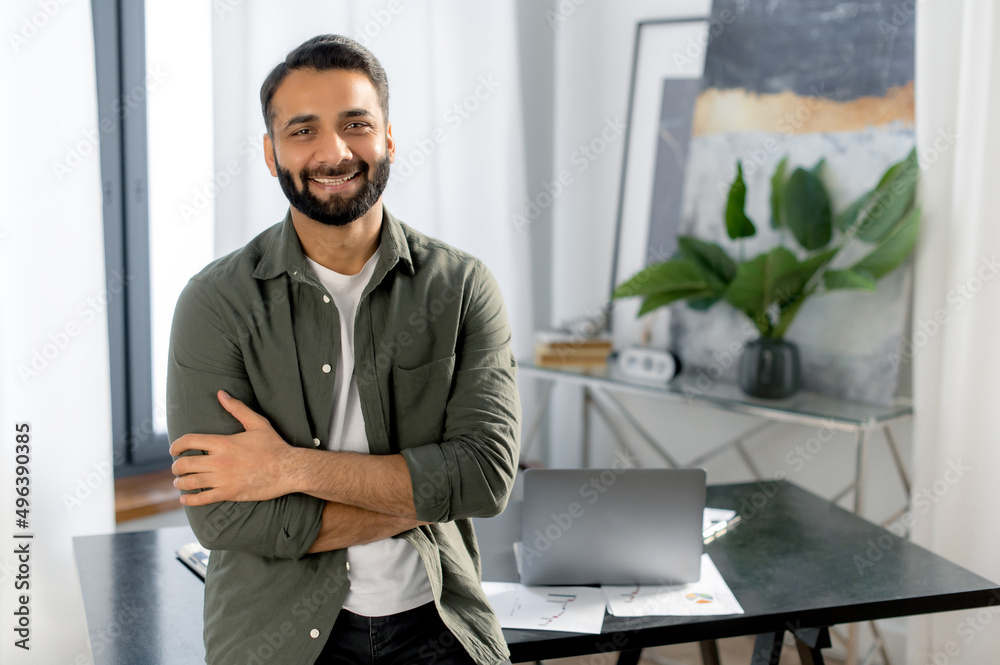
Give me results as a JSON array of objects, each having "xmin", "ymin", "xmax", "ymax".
[
  {"xmin": 310, "ymin": 629, "xmax": 320, "ymax": 639},
  {"xmin": 322, "ymin": 364, "xmax": 332, "ymax": 373},
  {"xmin": 323, "ymin": 295, "xmax": 331, "ymax": 303},
  {"xmin": 312, "ymin": 438, "xmax": 321, "ymax": 447},
  {"xmin": 346, "ymin": 561, "xmax": 351, "ymax": 572}
]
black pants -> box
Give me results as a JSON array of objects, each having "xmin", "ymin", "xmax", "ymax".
[{"xmin": 315, "ymin": 602, "xmax": 477, "ymax": 665}]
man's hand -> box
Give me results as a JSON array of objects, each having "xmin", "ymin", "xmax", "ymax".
[{"xmin": 170, "ymin": 390, "xmax": 298, "ymax": 506}]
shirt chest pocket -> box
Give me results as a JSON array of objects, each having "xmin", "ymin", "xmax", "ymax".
[{"xmin": 391, "ymin": 354, "xmax": 455, "ymax": 450}]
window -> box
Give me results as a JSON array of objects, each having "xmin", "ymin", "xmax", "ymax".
[{"xmin": 92, "ymin": 0, "xmax": 215, "ymax": 475}]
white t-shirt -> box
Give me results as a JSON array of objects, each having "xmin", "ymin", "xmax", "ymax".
[{"xmin": 306, "ymin": 250, "xmax": 434, "ymax": 617}]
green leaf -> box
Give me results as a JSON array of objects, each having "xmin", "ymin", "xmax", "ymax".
[
  {"xmin": 773, "ymin": 248, "xmax": 839, "ymax": 310},
  {"xmin": 770, "ymin": 156, "xmax": 788, "ymax": 230},
  {"xmin": 784, "ymin": 167, "xmax": 833, "ymax": 251},
  {"xmin": 771, "ymin": 286, "xmax": 815, "ymax": 340},
  {"xmin": 724, "ymin": 248, "xmax": 801, "ymax": 335},
  {"xmin": 835, "ymin": 191, "xmax": 876, "ymax": 234},
  {"xmin": 725, "ymin": 162, "xmax": 757, "ymax": 239},
  {"xmin": 612, "ymin": 259, "xmax": 709, "ymax": 299},
  {"xmin": 824, "ymin": 269, "xmax": 878, "ymax": 291},
  {"xmin": 638, "ymin": 289, "xmax": 715, "ymax": 316},
  {"xmin": 810, "ymin": 158, "xmax": 826, "ymax": 177},
  {"xmin": 676, "ymin": 236, "xmax": 737, "ymax": 285},
  {"xmin": 687, "ymin": 296, "xmax": 724, "ymax": 311},
  {"xmin": 877, "ymin": 158, "xmax": 905, "ymax": 189},
  {"xmin": 851, "ymin": 205, "xmax": 921, "ymax": 278},
  {"xmin": 725, "ymin": 254, "xmax": 768, "ymax": 318},
  {"xmin": 851, "ymin": 148, "xmax": 919, "ymax": 243}
]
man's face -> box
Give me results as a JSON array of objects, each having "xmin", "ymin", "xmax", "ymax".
[{"xmin": 264, "ymin": 68, "xmax": 394, "ymax": 227}]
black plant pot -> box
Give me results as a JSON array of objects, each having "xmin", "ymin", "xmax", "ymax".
[{"xmin": 738, "ymin": 338, "xmax": 801, "ymax": 399}]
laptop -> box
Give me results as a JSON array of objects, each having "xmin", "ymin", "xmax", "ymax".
[{"xmin": 518, "ymin": 468, "xmax": 706, "ymax": 586}]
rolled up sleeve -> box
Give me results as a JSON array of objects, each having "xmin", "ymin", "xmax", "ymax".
[
  {"xmin": 401, "ymin": 263, "xmax": 521, "ymax": 523},
  {"xmin": 167, "ymin": 277, "xmax": 323, "ymax": 559}
]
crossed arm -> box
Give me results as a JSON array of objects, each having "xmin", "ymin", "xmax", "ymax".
[
  {"xmin": 168, "ymin": 264, "xmax": 518, "ymax": 559},
  {"xmin": 170, "ymin": 390, "xmax": 429, "ymax": 553}
]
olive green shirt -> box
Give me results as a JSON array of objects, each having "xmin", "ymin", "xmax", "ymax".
[{"xmin": 166, "ymin": 209, "xmax": 520, "ymax": 665}]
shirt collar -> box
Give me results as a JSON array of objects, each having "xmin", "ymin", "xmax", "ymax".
[{"xmin": 252, "ymin": 206, "xmax": 414, "ymax": 282}]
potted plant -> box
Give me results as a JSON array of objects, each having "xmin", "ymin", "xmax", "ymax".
[{"xmin": 612, "ymin": 149, "xmax": 921, "ymax": 398}]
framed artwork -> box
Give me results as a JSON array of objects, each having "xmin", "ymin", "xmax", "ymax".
[
  {"xmin": 609, "ymin": 18, "xmax": 710, "ymax": 349},
  {"xmin": 608, "ymin": 3, "xmax": 915, "ymax": 403}
]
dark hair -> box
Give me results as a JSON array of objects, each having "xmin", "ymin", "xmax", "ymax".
[{"xmin": 260, "ymin": 34, "xmax": 389, "ymax": 136}]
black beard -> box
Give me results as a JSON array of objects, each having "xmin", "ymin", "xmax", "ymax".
[{"xmin": 276, "ymin": 155, "xmax": 391, "ymax": 227}]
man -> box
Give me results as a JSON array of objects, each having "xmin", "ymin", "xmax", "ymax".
[{"xmin": 167, "ymin": 34, "xmax": 519, "ymax": 665}]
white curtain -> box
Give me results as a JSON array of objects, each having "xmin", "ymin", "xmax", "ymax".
[
  {"xmin": 211, "ymin": 1, "xmax": 534, "ymax": 358},
  {"xmin": 908, "ymin": 2, "xmax": 1000, "ymax": 663},
  {"xmin": 0, "ymin": 1, "xmax": 115, "ymax": 663}
]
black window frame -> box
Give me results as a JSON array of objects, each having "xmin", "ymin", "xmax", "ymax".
[{"xmin": 92, "ymin": 0, "xmax": 170, "ymax": 477}]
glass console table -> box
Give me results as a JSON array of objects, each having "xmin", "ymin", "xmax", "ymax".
[{"xmin": 518, "ymin": 362, "xmax": 913, "ymax": 521}]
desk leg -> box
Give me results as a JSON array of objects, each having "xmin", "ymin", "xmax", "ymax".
[
  {"xmin": 751, "ymin": 632, "xmax": 783, "ymax": 665},
  {"xmin": 615, "ymin": 649, "xmax": 642, "ymax": 665},
  {"xmin": 699, "ymin": 639, "xmax": 721, "ymax": 665},
  {"xmin": 792, "ymin": 627, "xmax": 830, "ymax": 665}
]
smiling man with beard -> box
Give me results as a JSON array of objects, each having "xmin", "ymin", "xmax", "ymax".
[{"xmin": 166, "ymin": 35, "xmax": 519, "ymax": 665}]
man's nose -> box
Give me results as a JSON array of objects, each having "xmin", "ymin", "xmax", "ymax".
[{"xmin": 314, "ymin": 131, "xmax": 352, "ymax": 165}]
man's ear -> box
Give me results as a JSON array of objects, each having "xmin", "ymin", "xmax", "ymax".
[
  {"xmin": 385, "ymin": 121, "xmax": 395, "ymax": 164},
  {"xmin": 263, "ymin": 133, "xmax": 278, "ymax": 177}
]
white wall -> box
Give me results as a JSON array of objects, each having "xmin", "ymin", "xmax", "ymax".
[{"xmin": 1, "ymin": 2, "xmax": 116, "ymax": 664}]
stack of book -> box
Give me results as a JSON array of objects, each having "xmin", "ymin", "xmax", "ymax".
[{"xmin": 533, "ymin": 331, "xmax": 613, "ymax": 370}]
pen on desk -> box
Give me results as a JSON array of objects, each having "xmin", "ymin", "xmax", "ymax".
[{"xmin": 703, "ymin": 515, "xmax": 742, "ymax": 545}]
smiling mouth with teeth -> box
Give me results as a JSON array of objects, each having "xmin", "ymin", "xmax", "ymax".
[{"xmin": 310, "ymin": 171, "xmax": 361, "ymax": 186}]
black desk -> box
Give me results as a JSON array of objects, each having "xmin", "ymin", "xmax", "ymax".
[{"xmin": 74, "ymin": 482, "xmax": 999, "ymax": 665}]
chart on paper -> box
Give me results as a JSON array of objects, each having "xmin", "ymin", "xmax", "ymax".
[{"xmin": 481, "ymin": 582, "xmax": 606, "ymax": 634}]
